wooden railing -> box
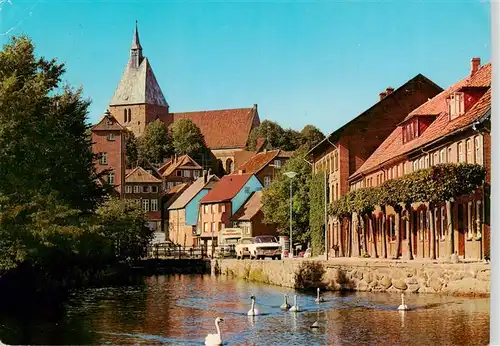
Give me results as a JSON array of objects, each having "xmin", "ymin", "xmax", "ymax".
[{"xmin": 146, "ymin": 243, "xmax": 237, "ymax": 259}]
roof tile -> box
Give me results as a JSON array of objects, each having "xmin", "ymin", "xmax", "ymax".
[
  {"xmin": 199, "ymin": 173, "xmax": 255, "ymax": 204},
  {"xmin": 172, "ymin": 107, "xmax": 258, "ymax": 149}
]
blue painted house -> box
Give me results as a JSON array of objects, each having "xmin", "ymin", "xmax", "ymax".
[{"xmin": 167, "ymin": 172, "xmax": 219, "ymax": 246}]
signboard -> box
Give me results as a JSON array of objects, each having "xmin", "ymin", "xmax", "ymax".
[{"xmin": 220, "ymin": 228, "xmax": 243, "ymax": 237}]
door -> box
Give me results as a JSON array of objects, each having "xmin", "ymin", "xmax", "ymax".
[{"xmin": 458, "ymin": 203, "xmax": 465, "ymax": 257}]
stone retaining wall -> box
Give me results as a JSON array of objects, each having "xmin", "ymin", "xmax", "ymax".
[{"xmin": 212, "ymin": 259, "xmax": 490, "ymax": 297}]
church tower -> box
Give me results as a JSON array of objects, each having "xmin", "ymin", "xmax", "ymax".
[{"xmin": 108, "ymin": 21, "xmax": 171, "ymax": 137}]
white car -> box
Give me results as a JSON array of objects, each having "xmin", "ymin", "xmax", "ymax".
[{"xmin": 235, "ymin": 236, "xmax": 282, "ymax": 260}]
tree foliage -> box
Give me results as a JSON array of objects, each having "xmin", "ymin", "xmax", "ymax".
[
  {"xmin": 261, "ymin": 148, "xmax": 312, "ymax": 243},
  {"xmin": 171, "ymin": 118, "xmax": 207, "ymax": 157},
  {"xmin": 125, "ymin": 131, "xmax": 139, "ymax": 168},
  {"xmin": 0, "ymin": 36, "xmax": 153, "ymax": 274},
  {"xmin": 308, "ymin": 173, "xmax": 325, "ymax": 256},
  {"xmin": 330, "ymin": 163, "xmax": 486, "ymax": 217},
  {"xmin": 247, "ymin": 120, "xmax": 325, "ymax": 152},
  {"xmin": 137, "ymin": 119, "xmax": 173, "ymax": 165}
]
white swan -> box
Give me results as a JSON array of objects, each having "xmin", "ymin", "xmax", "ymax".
[
  {"xmin": 310, "ymin": 321, "xmax": 320, "ymax": 329},
  {"xmin": 205, "ymin": 317, "xmax": 223, "ymax": 346},
  {"xmin": 247, "ymin": 295, "xmax": 260, "ymax": 316},
  {"xmin": 398, "ymin": 293, "xmax": 409, "ymax": 311},
  {"xmin": 280, "ymin": 294, "xmax": 291, "ymax": 310},
  {"xmin": 289, "ymin": 295, "xmax": 300, "ymax": 312},
  {"xmin": 315, "ymin": 288, "xmax": 324, "ymax": 303}
]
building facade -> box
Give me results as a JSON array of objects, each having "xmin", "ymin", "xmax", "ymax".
[
  {"xmin": 197, "ymin": 173, "xmax": 263, "ymax": 249},
  {"xmin": 235, "ymin": 149, "xmax": 293, "ymax": 188},
  {"xmin": 157, "ymin": 154, "xmax": 203, "ymax": 191},
  {"xmin": 307, "ymin": 74, "xmax": 444, "ymax": 258},
  {"xmin": 230, "ymin": 191, "xmax": 278, "ymax": 237},
  {"xmin": 91, "ymin": 110, "xmax": 127, "ymax": 196},
  {"xmin": 347, "ymin": 58, "xmax": 491, "ymax": 261}
]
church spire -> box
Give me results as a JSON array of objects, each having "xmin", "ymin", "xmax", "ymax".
[{"xmin": 130, "ymin": 21, "xmax": 143, "ymax": 68}]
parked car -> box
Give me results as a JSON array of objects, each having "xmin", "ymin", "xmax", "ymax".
[{"xmin": 235, "ymin": 236, "xmax": 282, "ymax": 260}]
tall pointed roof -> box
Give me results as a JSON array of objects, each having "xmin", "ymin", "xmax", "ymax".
[{"xmin": 109, "ymin": 22, "xmax": 168, "ymax": 107}]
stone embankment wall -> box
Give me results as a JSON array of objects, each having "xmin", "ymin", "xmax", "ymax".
[{"xmin": 212, "ymin": 259, "xmax": 490, "ymax": 297}]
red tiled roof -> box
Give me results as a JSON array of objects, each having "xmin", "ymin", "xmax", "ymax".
[
  {"xmin": 199, "ymin": 173, "xmax": 254, "ymax": 203},
  {"xmin": 168, "ymin": 174, "xmax": 219, "ymax": 210},
  {"xmin": 230, "ymin": 190, "xmax": 263, "ymax": 221},
  {"xmin": 352, "ymin": 65, "xmax": 491, "ymax": 179},
  {"xmin": 125, "ymin": 166, "xmax": 162, "ymax": 183},
  {"xmin": 462, "ymin": 63, "xmax": 491, "ymax": 88},
  {"xmin": 235, "ymin": 150, "xmax": 281, "ymax": 174},
  {"xmin": 92, "ymin": 111, "xmax": 126, "ymax": 132},
  {"xmin": 157, "ymin": 154, "xmax": 201, "ymax": 177},
  {"xmin": 172, "ymin": 107, "xmax": 258, "ymax": 149}
]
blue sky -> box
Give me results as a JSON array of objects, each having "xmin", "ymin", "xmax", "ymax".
[{"xmin": 0, "ymin": 0, "xmax": 491, "ymax": 134}]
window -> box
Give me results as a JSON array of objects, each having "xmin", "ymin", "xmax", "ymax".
[
  {"xmin": 142, "ymin": 186, "xmax": 149, "ymax": 193},
  {"xmin": 124, "ymin": 109, "xmax": 127, "ymax": 123},
  {"xmin": 335, "ymin": 183, "xmax": 339, "ymax": 200},
  {"xmin": 151, "ymin": 199, "xmax": 158, "ymax": 211},
  {"xmin": 211, "ymin": 222, "xmax": 216, "ymax": 234},
  {"xmin": 419, "ymin": 158, "xmax": 424, "ymax": 170},
  {"xmin": 204, "ymin": 222, "xmax": 209, "ymax": 233},
  {"xmin": 194, "ymin": 170, "xmax": 201, "ymax": 179},
  {"xmin": 449, "ymin": 92, "xmax": 465, "ymax": 119},
  {"xmin": 183, "ymin": 170, "xmax": 190, "ymax": 178},
  {"xmin": 433, "ymin": 152, "xmax": 439, "ymax": 165},
  {"xmin": 440, "ymin": 149, "xmax": 446, "ymax": 164},
  {"xmin": 274, "ymin": 160, "xmax": 282, "ymax": 169},
  {"xmin": 142, "ymin": 199, "xmax": 150, "ymax": 212},
  {"xmin": 127, "ymin": 108, "xmax": 132, "ymax": 123},
  {"xmin": 107, "ymin": 172, "xmax": 115, "ymax": 185},
  {"xmin": 448, "ymin": 147, "xmax": 453, "ymax": 163},
  {"xmin": 176, "ymin": 170, "xmax": 182, "ymax": 177},
  {"xmin": 413, "ymin": 160, "xmax": 418, "ymax": 172},
  {"xmin": 475, "ymin": 136, "xmax": 482, "ymax": 164},
  {"xmin": 466, "ymin": 139, "xmax": 473, "ymax": 163},
  {"xmin": 212, "ymin": 204, "xmax": 217, "ymax": 213},
  {"xmin": 220, "ymin": 204, "xmax": 226, "ymax": 213},
  {"xmin": 424, "ymin": 155, "xmax": 429, "ymax": 169},
  {"xmin": 99, "ymin": 152, "xmax": 107, "ymax": 165},
  {"xmin": 458, "ymin": 142, "xmax": 465, "ymax": 162},
  {"xmin": 204, "ymin": 205, "xmax": 209, "ymax": 214},
  {"xmin": 107, "ymin": 133, "xmax": 116, "ymax": 141},
  {"xmin": 133, "ymin": 185, "xmax": 140, "ymax": 193},
  {"xmin": 264, "ymin": 176, "xmax": 271, "ymax": 187},
  {"xmin": 167, "ymin": 182, "xmax": 174, "ymax": 190},
  {"xmin": 125, "ymin": 185, "xmax": 132, "ymax": 194},
  {"xmin": 151, "ymin": 186, "xmax": 158, "ymax": 193}
]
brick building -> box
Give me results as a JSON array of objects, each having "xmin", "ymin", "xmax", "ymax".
[
  {"xmin": 307, "ymin": 74, "xmax": 443, "ymax": 258},
  {"xmin": 91, "ymin": 110, "xmax": 127, "ymax": 196},
  {"xmin": 107, "ymin": 22, "xmax": 260, "ymax": 174},
  {"xmin": 233, "ymin": 149, "xmax": 293, "ymax": 187},
  {"xmin": 348, "ymin": 58, "xmax": 491, "ymax": 261}
]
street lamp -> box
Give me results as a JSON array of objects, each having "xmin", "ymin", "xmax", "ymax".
[{"xmin": 283, "ymin": 171, "xmax": 298, "ymax": 258}]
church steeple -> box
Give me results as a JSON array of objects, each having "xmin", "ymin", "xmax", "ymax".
[{"xmin": 130, "ymin": 21, "xmax": 143, "ymax": 68}]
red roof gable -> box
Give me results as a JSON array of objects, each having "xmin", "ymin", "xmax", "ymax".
[
  {"xmin": 351, "ymin": 64, "xmax": 491, "ymax": 179},
  {"xmin": 199, "ymin": 173, "xmax": 254, "ymax": 203},
  {"xmin": 171, "ymin": 107, "xmax": 259, "ymax": 150},
  {"xmin": 235, "ymin": 150, "xmax": 281, "ymax": 174}
]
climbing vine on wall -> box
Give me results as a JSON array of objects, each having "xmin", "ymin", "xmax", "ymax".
[
  {"xmin": 308, "ymin": 172, "xmax": 325, "ymax": 256},
  {"xmin": 330, "ymin": 163, "xmax": 486, "ymax": 217}
]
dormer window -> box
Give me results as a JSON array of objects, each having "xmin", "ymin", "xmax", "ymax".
[
  {"xmin": 449, "ymin": 92, "xmax": 465, "ymax": 119},
  {"xmin": 402, "ymin": 119, "xmax": 419, "ymax": 144}
]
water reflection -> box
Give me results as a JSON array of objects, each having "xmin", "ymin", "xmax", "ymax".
[{"xmin": 0, "ymin": 274, "xmax": 490, "ymax": 345}]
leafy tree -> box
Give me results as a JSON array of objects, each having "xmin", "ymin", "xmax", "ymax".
[
  {"xmin": 125, "ymin": 130, "xmax": 138, "ymax": 168},
  {"xmin": 280, "ymin": 128, "xmax": 302, "ymax": 151},
  {"xmin": 247, "ymin": 120, "xmax": 286, "ymax": 151},
  {"xmin": 0, "ymin": 36, "xmax": 105, "ymax": 213},
  {"xmin": 309, "ymin": 173, "xmax": 326, "ymax": 256},
  {"xmin": 261, "ymin": 147, "xmax": 312, "ymax": 244},
  {"xmin": 171, "ymin": 118, "xmax": 207, "ymax": 157},
  {"xmin": 137, "ymin": 119, "xmax": 173, "ymax": 165},
  {"xmin": 300, "ymin": 125, "xmax": 325, "ymax": 150}
]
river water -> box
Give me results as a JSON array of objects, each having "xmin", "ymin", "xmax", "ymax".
[{"xmin": 0, "ymin": 274, "xmax": 490, "ymax": 345}]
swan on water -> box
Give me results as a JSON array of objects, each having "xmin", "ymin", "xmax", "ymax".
[
  {"xmin": 315, "ymin": 288, "xmax": 324, "ymax": 303},
  {"xmin": 289, "ymin": 295, "xmax": 300, "ymax": 312},
  {"xmin": 310, "ymin": 321, "xmax": 320, "ymax": 329},
  {"xmin": 280, "ymin": 294, "xmax": 291, "ymax": 310},
  {"xmin": 205, "ymin": 317, "xmax": 224, "ymax": 346},
  {"xmin": 247, "ymin": 295, "xmax": 260, "ymax": 316},
  {"xmin": 397, "ymin": 293, "xmax": 409, "ymax": 311}
]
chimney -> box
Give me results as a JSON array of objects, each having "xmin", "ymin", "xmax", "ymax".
[
  {"xmin": 379, "ymin": 91, "xmax": 387, "ymax": 101},
  {"xmin": 253, "ymin": 104, "xmax": 258, "ymax": 110},
  {"xmin": 174, "ymin": 154, "xmax": 177, "ymax": 163},
  {"xmin": 471, "ymin": 57, "xmax": 481, "ymax": 76},
  {"xmin": 385, "ymin": 87, "xmax": 394, "ymax": 96},
  {"xmin": 203, "ymin": 169, "xmax": 208, "ymax": 183},
  {"xmin": 238, "ymin": 169, "xmax": 245, "ymax": 175},
  {"xmin": 264, "ymin": 148, "xmax": 267, "ymax": 154}
]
